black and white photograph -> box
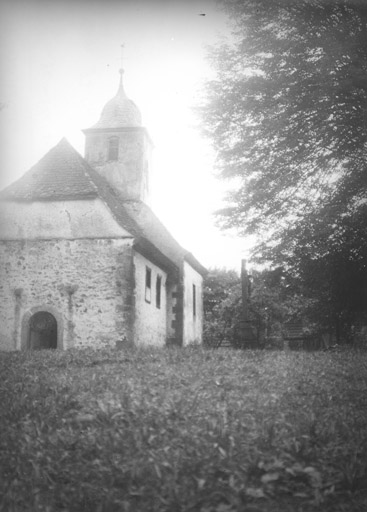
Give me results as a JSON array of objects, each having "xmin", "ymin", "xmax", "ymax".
[{"xmin": 1, "ymin": 1, "xmax": 366, "ymax": 511}]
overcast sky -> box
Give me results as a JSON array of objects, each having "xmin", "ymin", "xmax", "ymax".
[{"xmin": 0, "ymin": 0, "xmax": 252, "ymax": 271}]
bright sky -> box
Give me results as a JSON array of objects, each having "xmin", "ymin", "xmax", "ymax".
[{"xmin": 0, "ymin": 0, "xmax": 252, "ymax": 272}]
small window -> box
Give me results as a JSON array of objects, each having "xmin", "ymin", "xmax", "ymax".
[
  {"xmin": 193, "ymin": 284, "xmax": 196, "ymax": 317},
  {"xmin": 145, "ymin": 266, "xmax": 152, "ymax": 303},
  {"xmin": 108, "ymin": 137, "xmax": 119, "ymax": 161},
  {"xmin": 156, "ymin": 275, "xmax": 162, "ymax": 309}
]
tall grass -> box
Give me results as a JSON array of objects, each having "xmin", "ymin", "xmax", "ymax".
[{"xmin": 1, "ymin": 346, "xmax": 367, "ymax": 511}]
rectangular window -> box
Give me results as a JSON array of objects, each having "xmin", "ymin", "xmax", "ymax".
[
  {"xmin": 156, "ymin": 275, "xmax": 162, "ymax": 309},
  {"xmin": 145, "ymin": 266, "xmax": 152, "ymax": 303},
  {"xmin": 108, "ymin": 137, "xmax": 119, "ymax": 161},
  {"xmin": 193, "ymin": 284, "xmax": 196, "ymax": 317}
]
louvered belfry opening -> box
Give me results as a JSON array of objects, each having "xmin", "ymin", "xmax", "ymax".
[{"xmin": 28, "ymin": 311, "xmax": 57, "ymax": 350}]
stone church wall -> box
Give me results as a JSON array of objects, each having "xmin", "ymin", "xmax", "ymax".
[
  {"xmin": 166, "ymin": 280, "xmax": 178, "ymax": 345},
  {"xmin": 0, "ymin": 238, "xmax": 135, "ymax": 351}
]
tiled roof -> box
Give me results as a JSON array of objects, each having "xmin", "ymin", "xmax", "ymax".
[
  {"xmin": 122, "ymin": 201, "xmax": 207, "ymax": 275},
  {"xmin": 1, "ymin": 138, "xmax": 206, "ymax": 275},
  {"xmin": 82, "ymin": 165, "xmax": 205, "ymax": 274},
  {"xmin": 123, "ymin": 201, "xmax": 187, "ymax": 265},
  {"xmin": 87, "ymin": 74, "xmax": 142, "ymax": 129},
  {"xmin": 0, "ymin": 138, "xmax": 98, "ymax": 201}
]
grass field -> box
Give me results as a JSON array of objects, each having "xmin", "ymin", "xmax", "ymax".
[{"xmin": 1, "ymin": 346, "xmax": 367, "ymax": 512}]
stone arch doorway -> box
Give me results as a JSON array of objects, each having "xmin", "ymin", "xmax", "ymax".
[
  {"xmin": 21, "ymin": 306, "xmax": 64, "ymax": 350},
  {"xmin": 28, "ymin": 311, "xmax": 57, "ymax": 349}
]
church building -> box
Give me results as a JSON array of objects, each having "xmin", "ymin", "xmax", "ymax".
[{"xmin": 0, "ymin": 69, "xmax": 206, "ymax": 351}]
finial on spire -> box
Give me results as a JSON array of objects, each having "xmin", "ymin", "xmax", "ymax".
[
  {"xmin": 119, "ymin": 44, "xmax": 125, "ymax": 88},
  {"xmin": 119, "ymin": 44, "xmax": 125, "ymax": 72}
]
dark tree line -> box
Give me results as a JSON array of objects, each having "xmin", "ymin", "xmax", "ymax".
[
  {"xmin": 200, "ymin": 0, "xmax": 367, "ymax": 338},
  {"xmin": 203, "ymin": 267, "xmax": 315, "ymax": 348}
]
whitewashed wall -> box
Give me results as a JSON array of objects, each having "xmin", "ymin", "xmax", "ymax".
[
  {"xmin": 0, "ymin": 198, "xmax": 131, "ymax": 239},
  {"xmin": 133, "ymin": 251, "xmax": 168, "ymax": 346},
  {"xmin": 182, "ymin": 261, "xmax": 203, "ymax": 345}
]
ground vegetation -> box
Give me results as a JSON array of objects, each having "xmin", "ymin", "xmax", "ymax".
[{"xmin": 1, "ymin": 346, "xmax": 367, "ymax": 512}]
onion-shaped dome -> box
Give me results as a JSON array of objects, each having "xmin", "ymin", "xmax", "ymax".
[{"xmin": 90, "ymin": 69, "xmax": 142, "ymax": 128}]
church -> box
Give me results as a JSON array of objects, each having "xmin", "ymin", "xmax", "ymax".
[{"xmin": 0, "ymin": 69, "xmax": 206, "ymax": 351}]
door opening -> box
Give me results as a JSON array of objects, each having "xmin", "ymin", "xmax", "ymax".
[{"xmin": 28, "ymin": 311, "xmax": 57, "ymax": 349}]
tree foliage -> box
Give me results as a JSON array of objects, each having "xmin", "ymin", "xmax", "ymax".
[
  {"xmin": 203, "ymin": 0, "xmax": 367, "ymax": 233},
  {"xmin": 203, "ymin": 268, "xmax": 242, "ymax": 347},
  {"xmin": 203, "ymin": 267, "xmax": 313, "ymax": 347},
  {"xmin": 250, "ymin": 268, "xmax": 314, "ymax": 338},
  {"xmin": 201, "ymin": 0, "xmax": 367, "ymax": 333}
]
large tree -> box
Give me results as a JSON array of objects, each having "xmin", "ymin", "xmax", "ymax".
[{"xmin": 201, "ymin": 0, "xmax": 367, "ymax": 333}]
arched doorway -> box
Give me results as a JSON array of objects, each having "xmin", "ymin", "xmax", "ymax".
[{"xmin": 28, "ymin": 311, "xmax": 57, "ymax": 349}]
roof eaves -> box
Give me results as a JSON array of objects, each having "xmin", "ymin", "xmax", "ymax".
[
  {"xmin": 134, "ymin": 237, "xmax": 179, "ymax": 276},
  {"xmin": 184, "ymin": 252, "xmax": 208, "ymax": 276}
]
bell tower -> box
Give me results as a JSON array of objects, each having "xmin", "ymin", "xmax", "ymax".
[{"xmin": 83, "ymin": 67, "xmax": 153, "ymax": 205}]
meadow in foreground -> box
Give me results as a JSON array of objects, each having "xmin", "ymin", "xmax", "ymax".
[{"xmin": 1, "ymin": 346, "xmax": 367, "ymax": 512}]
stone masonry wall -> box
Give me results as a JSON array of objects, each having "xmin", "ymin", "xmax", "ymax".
[
  {"xmin": 166, "ymin": 280, "xmax": 178, "ymax": 345},
  {"xmin": 0, "ymin": 238, "xmax": 135, "ymax": 351}
]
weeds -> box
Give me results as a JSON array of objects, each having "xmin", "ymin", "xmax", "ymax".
[{"xmin": 0, "ymin": 347, "xmax": 367, "ymax": 511}]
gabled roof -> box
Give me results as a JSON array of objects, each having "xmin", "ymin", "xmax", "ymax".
[
  {"xmin": 0, "ymin": 138, "xmax": 98, "ymax": 201},
  {"xmin": 1, "ymin": 138, "xmax": 206, "ymax": 276}
]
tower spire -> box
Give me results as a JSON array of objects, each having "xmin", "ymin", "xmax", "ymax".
[
  {"xmin": 84, "ymin": 43, "xmax": 142, "ymax": 129},
  {"xmin": 83, "ymin": 46, "xmax": 152, "ymax": 204}
]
